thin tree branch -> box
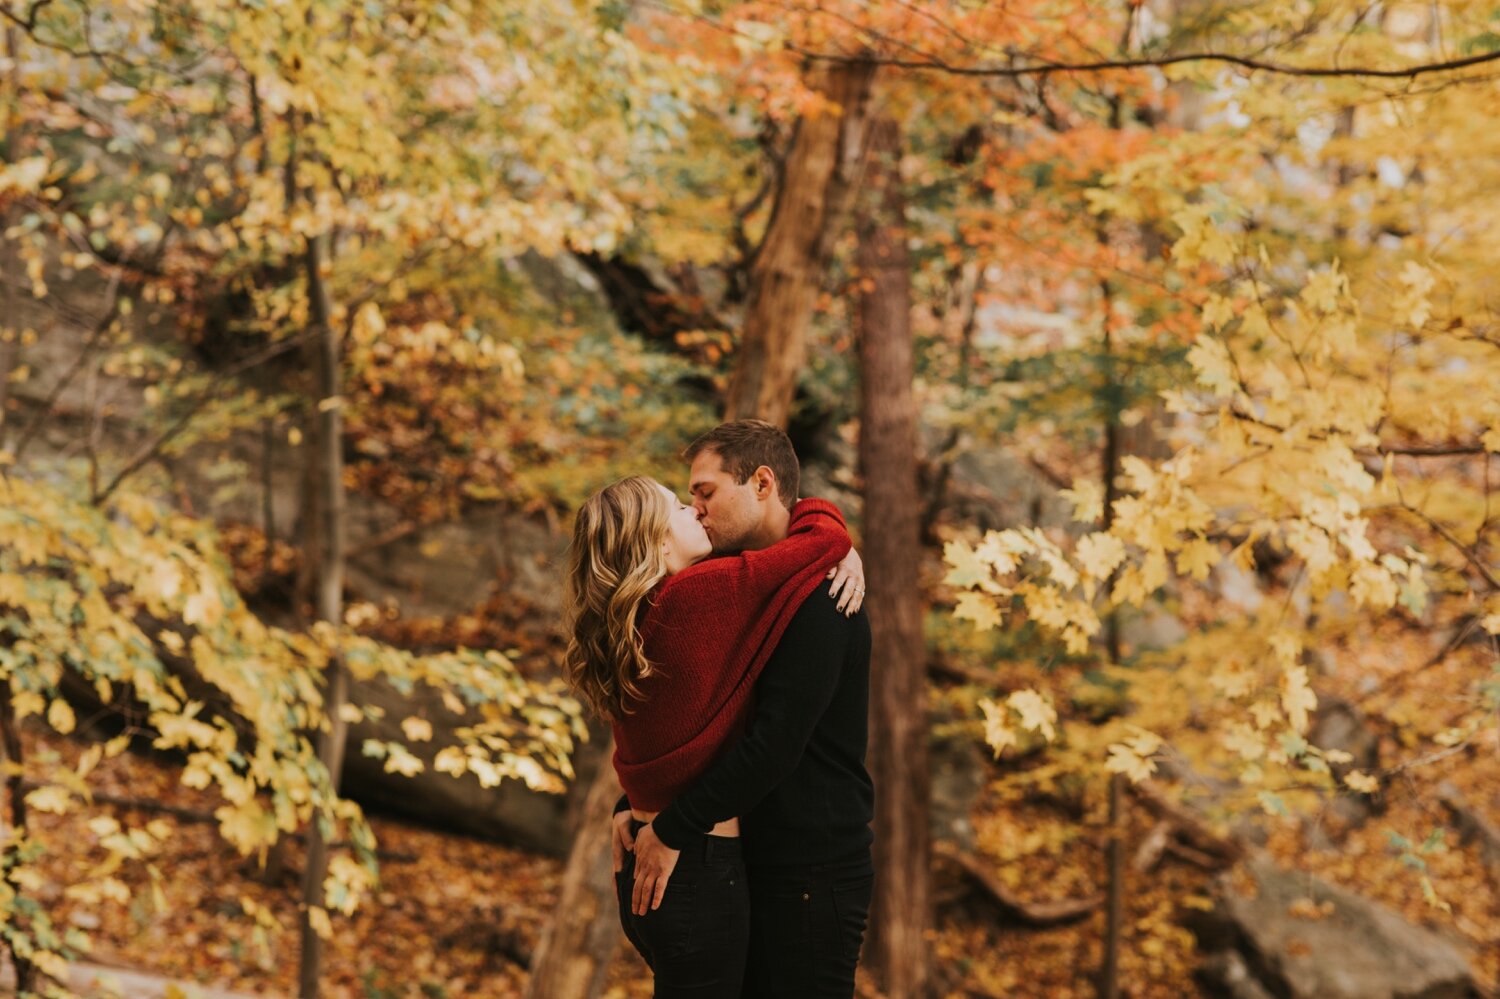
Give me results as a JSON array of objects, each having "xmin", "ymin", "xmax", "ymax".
[
  {"xmin": 91, "ymin": 332, "xmax": 312, "ymax": 505},
  {"xmin": 10, "ymin": 268, "xmax": 123, "ymax": 465},
  {"xmin": 788, "ymin": 42, "xmax": 1500, "ymax": 81},
  {"xmin": 1384, "ymin": 502, "xmax": 1500, "ymax": 591}
]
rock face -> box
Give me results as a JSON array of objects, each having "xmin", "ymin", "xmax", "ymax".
[
  {"xmin": 340, "ymin": 675, "xmax": 605, "ymax": 856},
  {"xmin": 928, "ymin": 723, "xmax": 985, "ymax": 850},
  {"xmin": 1193, "ymin": 856, "xmax": 1478, "ymax": 999}
]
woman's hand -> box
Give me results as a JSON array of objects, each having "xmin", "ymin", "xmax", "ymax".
[
  {"xmin": 827, "ymin": 546, "xmax": 866, "ymax": 616},
  {"xmin": 631, "ymin": 823, "xmax": 681, "ymax": 915},
  {"xmin": 611, "ymin": 809, "xmax": 635, "ymax": 873}
]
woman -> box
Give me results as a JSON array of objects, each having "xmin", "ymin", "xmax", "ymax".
[{"xmin": 564, "ymin": 475, "xmax": 858, "ymax": 997}]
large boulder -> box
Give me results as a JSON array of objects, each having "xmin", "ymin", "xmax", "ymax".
[
  {"xmin": 343, "ymin": 677, "xmax": 604, "ymax": 856},
  {"xmin": 1192, "ymin": 856, "xmax": 1478, "ymax": 999}
]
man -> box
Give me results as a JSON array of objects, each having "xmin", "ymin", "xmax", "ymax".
[{"xmin": 615, "ymin": 419, "xmax": 876, "ymax": 998}]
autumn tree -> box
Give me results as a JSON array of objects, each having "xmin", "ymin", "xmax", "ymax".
[
  {"xmin": 0, "ymin": 0, "xmax": 694, "ymax": 990},
  {"xmin": 856, "ymin": 116, "xmax": 932, "ymax": 994}
]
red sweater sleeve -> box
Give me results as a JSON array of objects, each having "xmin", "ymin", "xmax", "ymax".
[{"xmin": 655, "ymin": 498, "xmax": 851, "ymax": 612}]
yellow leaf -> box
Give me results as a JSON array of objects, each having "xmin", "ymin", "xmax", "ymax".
[
  {"xmin": 1250, "ymin": 701, "xmax": 1280, "ymax": 729},
  {"xmin": 11, "ymin": 690, "xmax": 44, "ymax": 720},
  {"xmin": 1187, "ymin": 336, "xmax": 1237, "ymax": 396},
  {"xmin": 1281, "ymin": 666, "xmax": 1317, "ymax": 734},
  {"xmin": 1268, "ymin": 632, "xmax": 1302, "ymax": 667},
  {"xmin": 76, "ymin": 743, "xmax": 102, "ymax": 778},
  {"xmin": 1121, "ymin": 726, "xmax": 1162, "ymax": 757},
  {"xmin": 1175, "ymin": 538, "xmax": 1220, "ymax": 581},
  {"xmin": 1223, "ymin": 723, "xmax": 1265, "ymax": 761},
  {"xmin": 1059, "ymin": 480, "xmax": 1104, "ymax": 524},
  {"xmin": 977, "ymin": 699, "xmax": 1018, "ymax": 759},
  {"xmin": 149, "ymin": 559, "xmax": 183, "ymax": 601},
  {"xmin": 1343, "ymin": 770, "xmax": 1379, "ymax": 794},
  {"xmin": 434, "ymin": 746, "xmax": 467, "ymax": 777},
  {"xmin": 308, "ymin": 906, "xmax": 333, "ymax": 941},
  {"xmin": 183, "ymin": 589, "xmax": 223, "ymax": 628},
  {"xmin": 30, "ymin": 950, "xmax": 70, "ymax": 983},
  {"xmin": 25, "ymin": 784, "xmax": 73, "ymax": 814},
  {"xmin": 47, "ymin": 697, "xmax": 76, "ymax": 735},
  {"xmin": 1201, "ymin": 294, "xmax": 1236, "ymax": 328},
  {"xmin": 943, "ymin": 540, "xmax": 991, "ymax": 590},
  {"xmin": 1006, "ymin": 689, "xmax": 1057, "ymax": 741},
  {"xmin": 215, "ymin": 802, "xmax": 279, "ymax": 853},
  {"xmin": 384, "ymin": 744, "xmax": 425, "ymax": 777},
  {"xmin": 953, "ymin": 592, "xmax": 1002, "ymax": 631},
  {"xmin": 1105, "ymin": 743, "xmax": 1157, "ymax": 782},
  {"xmin": 1396, "ymin": 260, "xmax": 1435, "ymax": 328},
  {"xmin": 1076, "ymin": 532, "xmax": 1126, "ymax": 582},
  {"xmin": 401, "ymin": 716, "xmax": 433, "ymax": 742}
]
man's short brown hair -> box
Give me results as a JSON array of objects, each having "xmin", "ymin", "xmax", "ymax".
[{"xmin": 684, "ymin": 420, "xmax": 800, "ymax": 512}]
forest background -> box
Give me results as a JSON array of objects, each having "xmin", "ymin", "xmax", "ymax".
[{"xmin": 1, "ymin": 0, "xmax": 1498, "ymax": 997}]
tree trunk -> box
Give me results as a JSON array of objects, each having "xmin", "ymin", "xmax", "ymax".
[
  {"xmin": 0, "ymin": 681, "xmax": 37, "ymax": 994},
  {"xmin": 0, "ymin": 26, "xmax": 23, "ymax": 450},
  {"xmin": 1100, "ymin": 771, "xmax": 1125, "ymax": 999},
  {"xmin": 857, "ymin": 117, "xmax": 931, "ymax": 996},
  {"xmin": 297, "ymin": 227, "xmax": 350, "ymax": 999},
  {"xmin": 1096, "ymin": 224, "xmax": 1127, "ymax": 999},
  {"xmin": 523, "ymin": 744, "xmax": 624, "ymax": 999},
  {"xmin": 724, "ymin": 61, "xmax": 876, "ymax": 426}
]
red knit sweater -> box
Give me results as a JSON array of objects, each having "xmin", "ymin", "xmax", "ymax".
[{"xmin": 611, "ymin": 498, "xmax": 851, "ymax": 811}]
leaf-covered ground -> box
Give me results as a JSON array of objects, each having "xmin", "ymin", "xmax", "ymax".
[{"xmin": 19, "ymin": 625, "xmax": 1500, "ymax": 999}]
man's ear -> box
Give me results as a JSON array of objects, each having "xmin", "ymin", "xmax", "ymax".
[{"xmin": 752, "ymin": 465, "xmax": 777, "ymax": 501}]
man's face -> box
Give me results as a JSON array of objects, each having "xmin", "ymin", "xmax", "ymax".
[{"xmin": 688, "ymin": 449, "xmax": 761, "ymax": 554}]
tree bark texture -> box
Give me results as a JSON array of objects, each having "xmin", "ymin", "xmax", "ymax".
[
  {"xmin": 298, "ymin": 227, "xmax": 351, "ymax": 999},
  {"xmin": 1096, "ymin": 243, "xmax": 1127, "ymax": 999},
  {"xmin": 856, "ymin": 117, "xmax": 932, "ymax": 997},
  {"xmin": 0, "ymin": 680, "xmax": 37, "ymax": 994},
  {"xmin": 1, "ymin": 26, "xmax": 24, "ymax": 450},
  {"xmin": 523, "ymin": 746, "xmax": 624, "ymax": 999},
  {"xmin": 724, "ymin": 61, "xmax": 876, "ymax": 427}
]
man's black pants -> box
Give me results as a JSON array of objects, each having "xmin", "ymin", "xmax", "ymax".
[{"xmin": 742, "ymin": 854, "xmax": 874, "ymax": 998}]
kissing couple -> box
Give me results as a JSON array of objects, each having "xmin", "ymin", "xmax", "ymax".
[{"xmin": 565, "ymin": 419, "xmax": 876, "ymax": 998}]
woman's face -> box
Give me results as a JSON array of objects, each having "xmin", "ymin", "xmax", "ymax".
[{"xmin": 658, "ymin": 483, "xmax": 712, "ymax": 573}]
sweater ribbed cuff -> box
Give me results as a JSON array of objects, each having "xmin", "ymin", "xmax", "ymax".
[{"xmin": 649, "ymin": 805, "xmax": 698, "ymax": 852}]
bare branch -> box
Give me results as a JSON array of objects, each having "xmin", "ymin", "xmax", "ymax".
[
  {"xmin": 787, "ymin": 43, "xmax": 1500, "ymax": 81},
  {"xmin": 91, "ymin": 332, "xmax": 311, "ymax": 505},
  {"xmin": 10, "ymin": 268, "xmax": 124, "ymax": 464}
]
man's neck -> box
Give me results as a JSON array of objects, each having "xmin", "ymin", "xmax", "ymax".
[{"xmin": 743, "ymin": 504, "xmax": 791, "ymax": 551}]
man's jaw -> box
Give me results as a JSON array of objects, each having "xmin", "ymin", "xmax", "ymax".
[{"xmin": 705, "ymin": 525, "xmax": 748, "ymax": 555}]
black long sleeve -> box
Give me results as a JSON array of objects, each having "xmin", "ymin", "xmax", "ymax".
[{"xmin": 651, "ymin": 588, "xmax": 874, "ymax": 867}]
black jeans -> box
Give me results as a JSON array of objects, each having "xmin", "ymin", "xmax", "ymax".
[
  {"xmin": 742, "ymin": 854, "xmax": 874, "ymax": 999},
  {"xmin": 616, "ymin": 822, "xmax": 750, "ymax": 998}
]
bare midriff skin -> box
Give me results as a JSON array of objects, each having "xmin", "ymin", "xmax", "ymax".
[{"xmin": 632, "ymin": 810, "xmax": 740, "ymax": 837}]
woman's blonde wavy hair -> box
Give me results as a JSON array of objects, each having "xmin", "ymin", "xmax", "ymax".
[{"xmin": 564, "ymin": 475, "xmax": 672, "ymax": 720}]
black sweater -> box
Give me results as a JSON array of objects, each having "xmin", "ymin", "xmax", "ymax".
[{"xmin": 644, "ymin": 588, "xmax": 875, "ymax": 868}]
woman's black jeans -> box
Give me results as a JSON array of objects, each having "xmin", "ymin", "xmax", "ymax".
[{"xmin": 615, "ymin": 820, "xmax": 750, "ymax": 998}]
